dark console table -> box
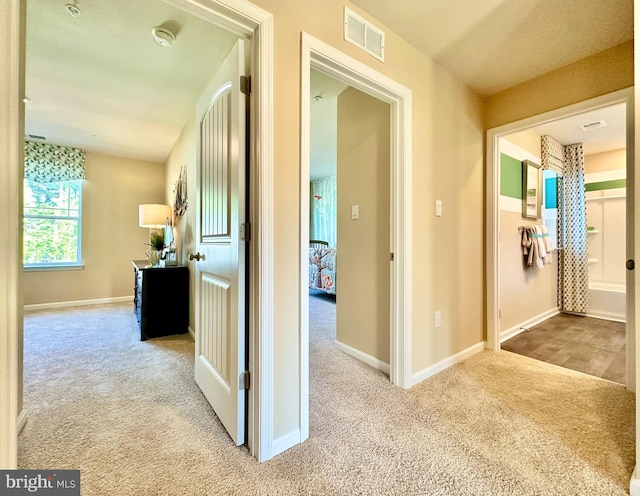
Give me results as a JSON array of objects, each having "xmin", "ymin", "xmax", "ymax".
[{"xmin": 132, "ymin": 260, "xmax": 189, "ymax": 340}]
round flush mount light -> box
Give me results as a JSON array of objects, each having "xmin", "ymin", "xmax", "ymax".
[
  {"xmin": 64, "ymin": 4, "xmax": 81, "ymax": 17},
  {"xmin": 151, "ymin": 26, "xmax": 176, "ymax": 47}
]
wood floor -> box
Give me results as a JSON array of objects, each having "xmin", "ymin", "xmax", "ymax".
[{"xmin": 502, "ymin": 313, "xmax": 626, "ymax": 384}]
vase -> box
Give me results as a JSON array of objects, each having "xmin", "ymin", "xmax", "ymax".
[{"xmin": 146, "ymin": 249, "xmax": 162, "ymax": 267}]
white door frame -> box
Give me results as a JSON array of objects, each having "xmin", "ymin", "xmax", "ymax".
[
  {"xmin": 0, "ymin": 0, "xmax": 25, "ymax": 470},
  {"xmin": 0, "ymin": 0, "xmax": 276, "ymax": 466},
  {"xmin": 299, "ymin": 33, "xmax": 413, "ymax": 441},
  {"xmin": 485, "ymin": 87, "xmax": 635, "ymax": 392}
]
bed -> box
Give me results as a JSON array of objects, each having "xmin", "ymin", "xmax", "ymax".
[{"xmin": 309, "ymin": 240, "xmax": 336, "ymax": 295}]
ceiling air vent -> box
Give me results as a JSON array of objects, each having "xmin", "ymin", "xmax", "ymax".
[
  {"xmin": 580, "ymin": 120, "xmax": 607, "ymax": 131},
  {"xmin": 344, "ymin": 7, "xmax": 385, "ymax": 62}
]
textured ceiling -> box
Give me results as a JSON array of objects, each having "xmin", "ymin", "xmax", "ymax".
[
  {"xmin": 25, "ymin": 0, "xmax": 238, "ymax": 163},
  {"xmin": 349, "ymin": 0, "xmax": 633, "ymax": 96},
  {"xmin": 26, "ymin": 0, "xmax": 632, "ymax": 164}
]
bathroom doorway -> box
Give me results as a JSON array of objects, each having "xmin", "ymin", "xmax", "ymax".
[{"xmin": 486, "ymin": 89, "xmax": 634, "ymax": 388}]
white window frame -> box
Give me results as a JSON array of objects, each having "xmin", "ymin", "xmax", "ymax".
[{"xmin": 23, "ymin": 179, "xmax": 83, "ymax": 270}]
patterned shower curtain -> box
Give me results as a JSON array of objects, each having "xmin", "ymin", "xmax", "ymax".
[
  {"xmin": 556, "ymin": 143, "xmax": 589, "ymax": 313},
  {"xmin": 310, "ymin": 175, "xmax": 337, "ymax": 247}
]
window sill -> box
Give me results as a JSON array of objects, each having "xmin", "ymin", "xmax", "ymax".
[{"xmin": 24, "ymin": 264, "xmax": 84, "ymax": 272}]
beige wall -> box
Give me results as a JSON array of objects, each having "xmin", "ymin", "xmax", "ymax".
[
  {"xmin": 336, "ymin": 88, "xmax": 390, "ymax": 363},
  {"xmin": 485, "ymin": 41, "xmax": 633, "ymax": 130},
  {"xmin": 157, "ymin": 0, "xmax": 485, "ymax": 440},
  {"xmin": 499, "ymin": 210, "xmax": 558, "ymax": 332},
  {"xmin": 585, "ymin": 148, "xmax": 626, "ymax": 174},
  {"xmin": 498, "ymin": 136, "xmax": 557, "ymax": 333},
  {"xmin": 505, "ymin": 129, "xmax": 542, "ymax": 158},
  {"xmin": 24, "ymin": 152, "xmax": 165, "ymax": 305},
  {"xmin": 165, "ymin": 113, "xmax": 197, "ymax": 331}
]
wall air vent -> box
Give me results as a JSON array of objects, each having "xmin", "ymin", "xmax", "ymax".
[
  {"xmin": 25, "ymin": 134, "xmax": 47, "ymax": 141},
  {"xmin": 579, "ymin": 120, "xmax": 607, "ymax": 131},
  {"xmin": 344, "ymin": 7, "xmax": 385, "ymax": 62}
]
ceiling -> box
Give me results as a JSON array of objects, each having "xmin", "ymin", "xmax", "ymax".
[
  {"xmin": 25, "ymin": 0, "xmax": 238, "ymax": 163},
  {"xmin": 26, "ymin": 0, "xmax": 632, "ymax": 165},
  {"xmin": 349, "ymin": 0, "xmax": 633, "ymax": 97},
  {"xmin": 524, "ymin": 103, "xmax": 627, "ymax": 156},
  {"xmin": 310, "ymin": 70, "xmax": 349, "ymax": 181}
]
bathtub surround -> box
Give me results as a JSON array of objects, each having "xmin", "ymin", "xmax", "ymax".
[{"xmin": 584, "ymin": 152, "xmax": 627, "ymax": 322}]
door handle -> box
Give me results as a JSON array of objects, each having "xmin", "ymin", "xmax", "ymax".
[
  {"xmin": 627, "ymin": 259, "xmax": 635, "ymax": 270},
  {"xmin": 189, "ymin": 252, "xmax": 204, "ymax": 262}
]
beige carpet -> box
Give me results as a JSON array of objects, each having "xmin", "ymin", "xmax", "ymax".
[{"xmin": 19, "ymin": 295, "xmax": 635, "ymax": 495}]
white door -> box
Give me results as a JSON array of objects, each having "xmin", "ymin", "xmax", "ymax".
[{"xmin": 193, "ymin": 39, "xmax": 248, "ymax": 445}]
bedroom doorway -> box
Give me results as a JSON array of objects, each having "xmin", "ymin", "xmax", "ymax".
[
  {"xmin": 308, "ymin": 67, "xmax": 391, "ymax": 371},
  {"xmin": 300, "ymin": 32, "xmax": 413, "ymax": 443},
  {"xmin": 3, "ymin": 0, "xmax": 274, "ymax": 467}
]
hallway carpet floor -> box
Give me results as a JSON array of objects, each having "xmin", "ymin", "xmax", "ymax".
[{"xmin": 18, "ymin": 298, "xmax": 634, "ymax": 495}]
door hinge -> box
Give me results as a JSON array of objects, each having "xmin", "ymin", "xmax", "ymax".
[
  {"xmin": 240, "ymin": 75, "xmax": 251, "ymax": 95},
  {"xmin": 390, "ymin": 252, "xmax": 394, "ymax": 261},
  {"xmin": 240, "ymin": 222, "xmax": 251, "ymax": 242},
  {"xmin": 240, "ymin": 370, "xmax": 250, "ymax": 390},
  {"xmin": 498, "ymin": 309, "xmax": 502, "ymax": 319}
]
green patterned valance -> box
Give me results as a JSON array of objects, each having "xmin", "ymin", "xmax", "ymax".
[{"xmin": 24, "ymin": 142, "xmax": 85, "ymax": 183}]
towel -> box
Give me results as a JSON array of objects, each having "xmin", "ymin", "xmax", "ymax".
[
  {"xmin": 521, "ymin": 225, "xmax": 552, "ymax": 268},
  {"xmin": 534, "ymin": 225, "xmax": 547, "ymax": 264},
  {"xmin": 540, "ymin": 225, "xmax": 554, "ymax": 264},
  {"xmin": 522, "ymin": 226, "xmax": 540, "ymax": 268}
]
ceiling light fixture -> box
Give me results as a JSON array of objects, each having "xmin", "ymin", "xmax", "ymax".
[
  {"xmin": 151, "ymin": 26, "xmax": 176, "ymax": 47},
  {"xmin": 314, "ymin": 95, "xmax": 323, "ymax": 103},
  {"xmin": 64, "ymin": 4, "xmax": 81, "ymax": 17}
]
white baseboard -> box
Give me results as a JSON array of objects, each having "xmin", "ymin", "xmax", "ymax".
[
  {"xmin": 411, "ymin": 342, "xmax": 485, "ymax": 387},
  {"xmin": 17, "ymin": 408, "xmax": 27, "ymax": 434},
  {"xmin": 188, "ymin": 326, "xmax": 195, "ymax": 341},
  {"xmin": 271, "ymin": 429, "xmax": 301, "ymax": 458},
  {"xmin": 333, "ymin": 340, "xmax": 390, "ymax": 375},
  {"xmin": 500, "ymin": 308, "xmax": 560, "ymax": 343},
  {"xmin": 630, "ymin": 465, "xmax": 640, "ymax": 496},
  {"xmin": 585, "ymin": 312, "xmax": 626, "ymax": 323},
  {"xmin": 24, "ymin": 296, "xmax": 132, "ymax": 311}
]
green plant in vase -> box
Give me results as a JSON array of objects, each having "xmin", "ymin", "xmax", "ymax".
[{"xmin": 146, "ymin": 231, "xmax": 165, "ymax": 266}]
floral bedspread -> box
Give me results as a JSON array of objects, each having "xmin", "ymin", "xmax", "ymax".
[{"xmin": 309, "ymin": 247, "xmax": 336, "ymax": 295}]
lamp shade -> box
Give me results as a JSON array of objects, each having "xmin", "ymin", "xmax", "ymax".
[{"xmin": 139, "ymin": 204, "xmax": 171, "ymax": 228}]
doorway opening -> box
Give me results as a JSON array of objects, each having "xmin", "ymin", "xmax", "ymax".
[
  {"xmin": 308, "ymin": 67, "xmax": 391, "ymax": 377},
  {"xmin": 299, "ymin": 32, "xmax": 413, "ymax": 445},
  {"xmin": 6, "ymin": 0, "xmax": 275, "ymax": 467},
  {"xmin": 486, "ymin": 88, "xmax": 634, "ymax": 390}
]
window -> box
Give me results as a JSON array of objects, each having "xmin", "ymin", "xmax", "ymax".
[{"xmin": 23, "ymin": 179, "xmax": 82, "ymax": 267}]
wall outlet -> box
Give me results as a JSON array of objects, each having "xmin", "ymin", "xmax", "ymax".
[{"xmin": 435, "ymin": 311, "xmax": 442, "ymax": 328}]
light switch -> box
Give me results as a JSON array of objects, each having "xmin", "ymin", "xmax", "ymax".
[
  {"xmin": 351, "ymin": 204, "xmax": 360, "ymax": 220},
  {"xmin": 435, "ymin": 311, "xmax": 442, "ymax": 328},
  {"xmin": 435, "ymin": 200, "xmax": 442, "ymax": 217}
]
